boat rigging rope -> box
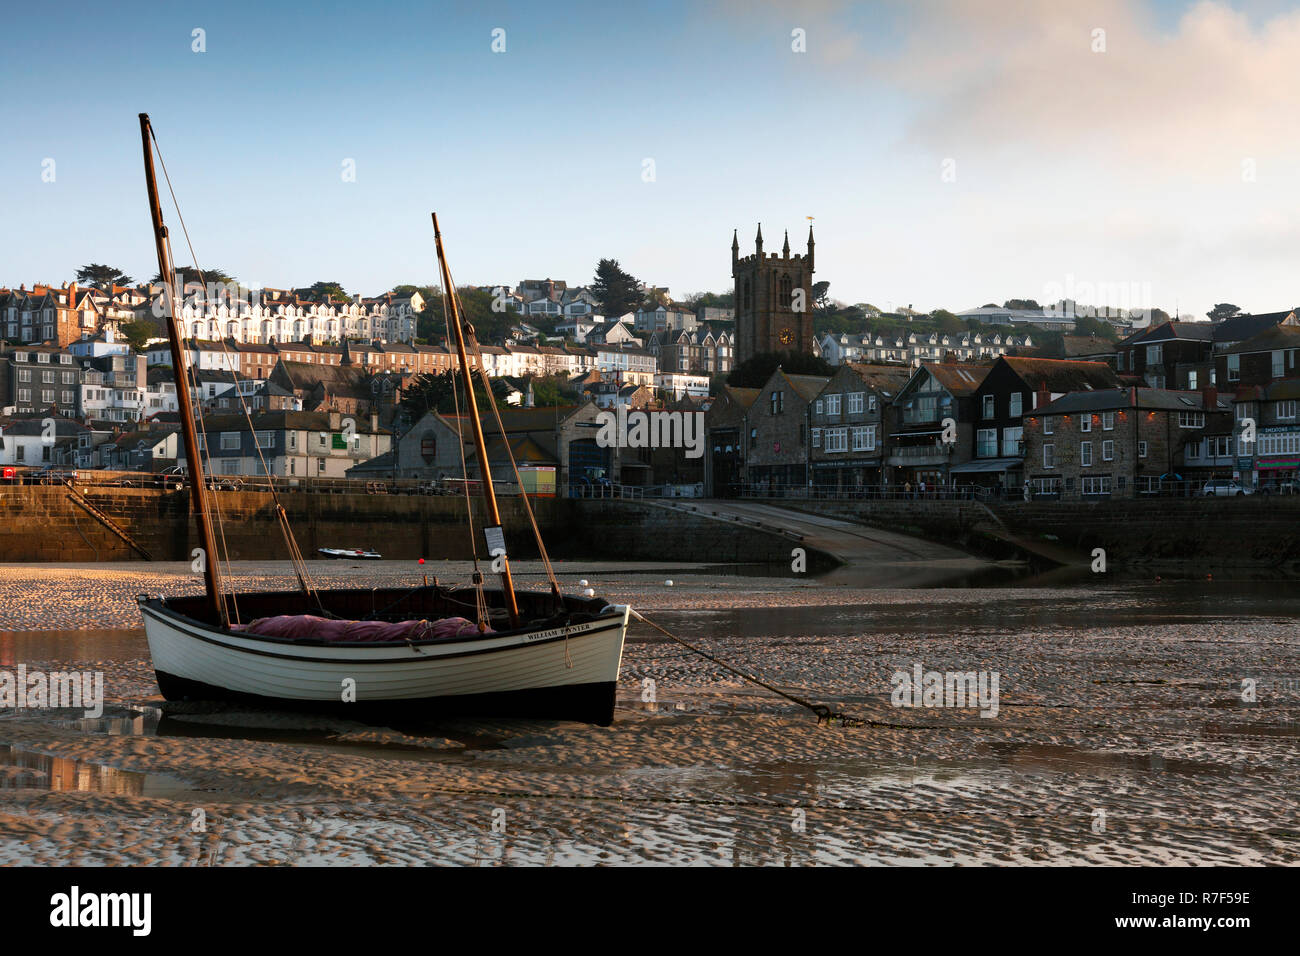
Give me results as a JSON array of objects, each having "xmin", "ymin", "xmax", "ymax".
[
  {"xmin": 438, "ymin": 273, "xmax": 562, "ymax": 600},
  {"xmin": 149, "ymin": 125, "xmax": 321, "ymax": 611}
]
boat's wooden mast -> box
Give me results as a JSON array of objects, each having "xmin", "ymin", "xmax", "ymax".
[
  {"xmin": 139, "ymin": 113, "xmax": 227, "ymax": 626},
  {"xmin": 432, "ymin": 213, "xmax": 520, "ymax": 626}
]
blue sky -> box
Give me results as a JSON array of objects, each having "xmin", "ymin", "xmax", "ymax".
[{"xmin": 3, "ymin": 0, "xmax": 1299, "ymax": 320}]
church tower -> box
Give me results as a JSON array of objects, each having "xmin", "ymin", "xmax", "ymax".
[{"xmin": 732, "ymin": 223, "xmax": 815, "ymax": 366}]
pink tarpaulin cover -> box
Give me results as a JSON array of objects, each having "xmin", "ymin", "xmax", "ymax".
[{"xmin": 230, "ymin": 615, "xmax": 492, "ymax": 642}]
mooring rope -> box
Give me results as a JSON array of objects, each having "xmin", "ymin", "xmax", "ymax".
[{"xmin": 626, "ymin": 608, "xmax": 947, "ymax": 730}]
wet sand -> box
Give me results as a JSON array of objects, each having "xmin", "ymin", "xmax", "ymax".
[{"xmin": 1, "ymin": 560, "xmax": 1298, "ymax": 865}]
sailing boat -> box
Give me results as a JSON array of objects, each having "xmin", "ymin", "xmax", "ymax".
[{"xmin": 134, "ymin": 114, "xmax": 629, "ymax": 725}]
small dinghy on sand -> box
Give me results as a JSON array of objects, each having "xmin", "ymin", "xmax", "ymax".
[
  {"xmin": 316, "ymin": 547, "xmax": 382, "ymax": 560},
  {"xmin": 134, "ymin": 114, "xmax": 628, "ymax": 724}
]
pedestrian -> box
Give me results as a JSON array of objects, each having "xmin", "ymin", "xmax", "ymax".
[
  {"xmin": 919, "ymin": 479, "xmax": 927, "ymax": 498},
  {"xmin": 904, "ymin": 480, "xmax": 912, "ymax": 500}
]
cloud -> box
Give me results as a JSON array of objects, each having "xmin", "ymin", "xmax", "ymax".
[{"xmin": 867, "ymin": 0, "xmax": 1300, "ymax": 179}]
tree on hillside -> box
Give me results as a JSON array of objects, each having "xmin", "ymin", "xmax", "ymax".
[
  {"xmin": 812, "ymin": 281, "xmax": 832, "ymax": 315},
  {"xmin": 686, "ymin": 290, "xmax": 735, "ymax": 310},
  {"xmin": 415, "ymin": 286, "xmax": 519, "ymax": 344},
  {"xmin": 118, "ymin": 319, "xmax": 157, "ymax": 352},
  {"xmin": 151, "ymin": 266, "xmax": 238, "ymax": 287},
  {"xmin": 1073, "ymin": 315, "xmax": 1119, "ymax": 340},
  {"xmin": 1207, "ymin": 303, "xmax": 1241, "ymax": 323},
  {"xmin": 1004, "ymin": 299, "xmax": 1041, "ymax": 311},
  {"xmin": 592, "ymin": 259, "xmax": 641, "ymax": 319},
  {"xmin": 400, "ymin": 370, "xmax": 505, "ymax": 418},
  {"xmin": 75, "ymin": 263, "xmax": 133, "ymax": 289},
  {"xmin": 931, "ymin": 309, "xmax": 964, "ymax": 335},
  {"xmin": 305, "ymin": 280, "xmax": 349, "ymax": 302},
  {"xmin": 727, "ymin": 351, "xmax": 832, "ymax": 389}
]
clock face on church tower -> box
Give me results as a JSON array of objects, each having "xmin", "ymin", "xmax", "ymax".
[{"xmin": 778, "ymin": 327, "xmax": 794, "ymax": 346}]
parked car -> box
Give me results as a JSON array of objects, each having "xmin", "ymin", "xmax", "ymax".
[
  {"xmin": 1201, "ymin": 479, "xmax": 1252, "ymax": 497},
  {"xmin": 1259, "ymin": 477, "xmax": 1297, "ymax": 495}
]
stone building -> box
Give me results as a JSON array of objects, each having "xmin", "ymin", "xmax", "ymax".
[
  {"xmin": 1022, "ymin": 386, "xmax": 1232, "ymax": 498},
  {"xmin": 741, "ymin": 368, "xmax": 829, "ymax": 491},
  {"xmin": 704, "ymin": 385, "xmax": 760, "ymax": 497},
  {"xmin": 809, "ymin": 363, "xmax": 912, "ymax": 493},
  {"xmin": 732, "ymin": 224, "xmax": 815, "ymax": 365}
]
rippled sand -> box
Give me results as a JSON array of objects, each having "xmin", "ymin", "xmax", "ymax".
[{"xmin": 1, "ymin": 561, "xmax": 1297, "ymax": 865}]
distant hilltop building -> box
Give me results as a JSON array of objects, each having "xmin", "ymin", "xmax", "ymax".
[{"xmin": 732, "ymin": 224, "xmax": 815, "ymax": 365}]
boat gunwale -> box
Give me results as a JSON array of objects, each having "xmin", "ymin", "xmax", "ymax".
[{"xmin": 139, "ymin": 587, "xmax": 628, "ymax": 652}]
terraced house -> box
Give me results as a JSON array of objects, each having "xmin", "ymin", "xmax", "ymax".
[
  {"xmin": 886, "ymin": 362, "xmax": 991, "ymax": 490},
  {"xmin": 1022, "ymin": 387, "xmax": 1232, "ymax": 498},
  {"xmin": 809, "ymin": 363, "xmax": 912, "ymax": 493},
  {"xmin": 742, "ymin": 368, "xmax": 829, "ymax": 492},
  {"xmin": 188, "ymin": 410, "xmax": 390, "ymax": 479},
  {"xmin": 962, "ymin": 356, "xmax": 1119, "ymax": 494}
]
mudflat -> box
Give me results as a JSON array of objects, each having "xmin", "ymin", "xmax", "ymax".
[{"xmin": 1, "ymin": 561, "xmax": 1296, "ymax": 865}]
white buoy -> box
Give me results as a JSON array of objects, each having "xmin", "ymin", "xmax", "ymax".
[
  {"xmin": 664, "ymin": 579, "xmax": 674, "ymax": 587},
  {"xmin": 579, "ymin": 579, "xmax": 589, "ymax": 587},
  {"xmin": 583, "ymin": 588, "xmax": 595, "ymax": 597}
]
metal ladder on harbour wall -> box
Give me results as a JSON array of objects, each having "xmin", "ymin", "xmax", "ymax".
[{"xmin": 59, "ymin": 480, "xmax": 153, "ymax": 560}]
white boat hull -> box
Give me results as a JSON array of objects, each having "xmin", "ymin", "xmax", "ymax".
[{"xmin": 140, "ymin": 596, "xmax": 629, "ymax": 725}]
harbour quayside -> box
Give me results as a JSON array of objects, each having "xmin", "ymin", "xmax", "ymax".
[{"xmin": 133, "ymin": 113, "xmax": 629, "ymax": 725}]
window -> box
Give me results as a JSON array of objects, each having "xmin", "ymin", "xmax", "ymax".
[
  {"xmin": 1043, "ymin": 444, "xmax": 1055, "ymax": 468},
  {"xmin": 770, "ymin": 390, "xmax": 784, "ymax": 415},
  {"xmin": 1100, "ymin": 411, "xmax": 1114, "ymax": 431},
  {"xmin": 814, "ymin": 399, "xmax": 823, "ymax": 417},
  {"xmin": 1102, "ymin": 439, "xmax": 1114, "ymax": 461},
  {"xmin": 220, "ymin": 432, "xmax": 240, "ymax": 451},
  {"xmin": 42, "ymin": 370, "xmax": 54, "ymax": 384},
  {"xmin": 61, "ymin": 391, "xmax": 73, "ymax": 405},
  {"xmin": 1147, "ymin": 344, "xmax": 1162, "ymax": 365},
  {"xmin": 1082, "ymin": 475, "xmax": 1112, "ymax": 496},
  {"xmin": 811, "ymin": 427, "xmax": 821, "ymax": 448},
  {"xmin": 982, "ymin": 395, "xmax": 995, "ymax": 419},
  {"xmin": 824, "ymin": 428, "xmax": 848, "ymax": 453},
  {"xmin": 1043, "ymin": 415, "xmax": 1053, "ymax": 435},
  {"xmin": 1187, "ymin": 370, "xmax": 1198, "ymax": 390},
  {"xmin": 976, "ymin": 428, "xmax": 997, "ymax": 458},
  {"xmin": 1080, "ymin": 441, "xmax": 1092, "ymax": 466},
  {"xmin": 847, "ymin": 392, "xmax": 864, "ymax": 415},
  {"xmin": 1080, "ymin": 415, "xmax": 1092, "ymax": 433},
  {"xmin": 1009, "ymin": 393, "xmax": 1023, "ymax": 417},
  {"xmin": 825, "ymin": 394, "xmax": 841, "ymax": 416},
  {"xmin": 41, "ymin": 389, "xmax": 53, "ymax": 404},
  {"xmin": 1001, "ymin": 426, "xmax": 1023, "ymax": 457},
  {"xmin": 852, "ymin": 426, "xmax": 869, "ymax": 451},
  {"xmin": 1137, "ymin": 440, "xmax": 1147, "ymax": 458},
  {"xmin": 17, "ymin": 369, "xmax": 30, "ymax": 382},
  {"xmin": 1276, "ymin": 400, "xmax": 1298, "ymax": 420},
  {"xmin": 1273, "ymin": 351, "xmax": 1285, "ymax": 379},
  {"xmin": 1227, "ymin": 354, "xmax": 1240, "ymax": 382},
  {"xmin": 1117, "ymin": 352, "xmax": 1126, "ymax": 372},
  {"xmin": 1178, "ymin": 411, "xmax": 1205, "ymax": 429},
  {"xmin": 257, "ymin": 431, "xmax": 275, "ymax": 448}
]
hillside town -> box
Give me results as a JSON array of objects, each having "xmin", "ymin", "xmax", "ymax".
[{"xmin": 2, "ymin": 235, "xmax": 1297, "ymax": 500}]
